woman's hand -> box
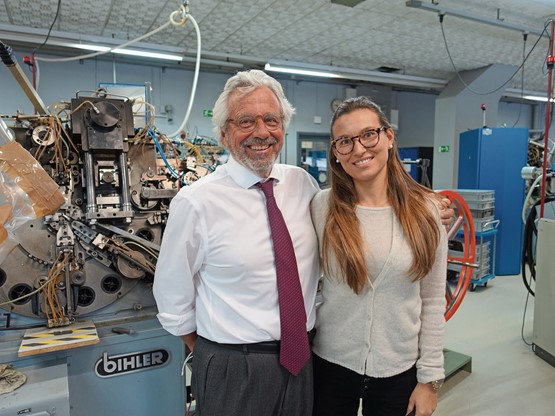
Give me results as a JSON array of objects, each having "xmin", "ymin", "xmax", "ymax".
[{"xmin": 405, "ymin": 382, "xmax": 438, "ymax": 416}]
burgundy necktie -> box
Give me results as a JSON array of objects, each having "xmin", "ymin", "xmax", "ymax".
[{"xmin": 257, "ymin": 179, "xmax": 310, "ymax": 376}]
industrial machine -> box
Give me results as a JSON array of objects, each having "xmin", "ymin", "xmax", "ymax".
[
  {"xmin": 522, "ymin": 144, "xmax": 555, "ymax": 368},
  {"xmin": 0, "ymin": 91, "xmax": 226, "ymax": 323},
  {"xmin": 533, "ymin": 218, "xmax": 555, "ymax": 367},
  {"xmin": 521, "ymin": 19, "xmax": 555, "ymax": 368},
  {"xmin": 0, "ymin": 43, "xmax": 223, "ymax": 414}
]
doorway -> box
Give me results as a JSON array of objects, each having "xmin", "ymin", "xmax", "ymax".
[{"xmin": 298, "ymin": 133, "xmax": 331, "ymax": 188}]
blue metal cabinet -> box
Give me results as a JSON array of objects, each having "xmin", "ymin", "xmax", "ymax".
[{"xmin": 458, "ymin": 128, "xmax": 528, "ymax": 275}]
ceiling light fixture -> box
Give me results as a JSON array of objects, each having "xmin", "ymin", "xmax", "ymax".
[
  {"xmin": 68, "ymin": 43, "xmax": 243, "ymax": 67},
  {"xmin": 62, "ymin": 42, "xmax": 184, "ymax": 61},
  {"xmin": 111, "ymin": 48, "xmax": 183, "ymax": 61},
  {"xmin": 264, "ymin": 63, "xmax": 341, "ymax": 78},
  {"xmin": 66, "ymin": 43, "xmax": 110, "ymax": 52},
  {"xmin": 265, "ymin": 60, "xmax": 448, "ymax": 89},
  {"xmin": 1, "ymin": 24, "xmax": 249, "ymax": 67},
  {"xmin": 523, "ymin": 95, "xmax": 555, "ymax": 102},
  {"xmin": 405, "ymin": 0, "xmax": 547, "ymax": 37},
  {"xmin": 503, "ymin": 88, "xmax": 554, "ymax": 102}
]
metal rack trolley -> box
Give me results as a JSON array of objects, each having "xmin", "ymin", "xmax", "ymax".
[
  {"xmin": 448, "ymin": 189, "xmax": 499, "ymax": 291},
  {"xmin": 469, "ymin": 220, "xmax": 499, "ymax": 291}
]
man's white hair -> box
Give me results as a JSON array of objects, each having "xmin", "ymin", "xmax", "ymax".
[{"xmin": 212, "ymin": 69, "xmax": 295, "ymax": 141}]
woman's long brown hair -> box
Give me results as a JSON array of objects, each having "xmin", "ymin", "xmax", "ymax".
[{"xmin": 323, "ymin": 96, "xmax": 441, "ymax": 294}]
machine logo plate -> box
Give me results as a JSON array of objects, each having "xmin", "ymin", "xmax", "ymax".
[{"xmin": 95, "ymin": 348, "xmax": 170, "ymax": 378}]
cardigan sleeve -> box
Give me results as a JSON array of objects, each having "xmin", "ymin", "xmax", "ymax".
[{"xmin": 415, "ymin": 203, "xmax": 448, "ymax": 384}]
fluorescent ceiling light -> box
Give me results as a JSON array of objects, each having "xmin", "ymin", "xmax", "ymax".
[
  {"xmin": 66, "ymin": 43, "xmax": 183, "ymax": 61},
  {"xmin": 265, "ymin": 63, "xmax": 341, "ymax": 78},
  {"xmin": 35, "ymin": 42, "xmax": 183, "ymax": 62},
  {"xmin": 112, "ymin": 48, "xmax": 183, "ymax": 61},
  {"xmin": 523, "ymin": 95, "xmax": 555, "ymax": 102},
  {"xmin": 265, "ymin": 61, "xmax": 447, "ymax": 89},
  {"xmin": 67, "ymin": 43, "xmax": 110, "ymax": 52},
  {"xmin": 63, "ymin": 42, "xmax": 241, "ymax": 66},
  {"xmin": 503, "ymin": 88, "xmax": 552, "ymax": 100}
]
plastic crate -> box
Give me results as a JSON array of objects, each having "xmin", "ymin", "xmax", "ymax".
[
  {"xmin": 448, "ymin": 241, "xmax": 490, "ymax": 257},
  {"xmin": 455, "ymin": 189, "xmax": 495, "ymax": 201},
  {"xmin": 471, "ymin": 208, "xmax": 495, "ymax": 218},
  {"xmin": 466, "ymin": 199, "xmax": 495, "ymax": 210},
  {"xmin": 475, "ymin": 241, "xmax": 491, "ymax": 253}
]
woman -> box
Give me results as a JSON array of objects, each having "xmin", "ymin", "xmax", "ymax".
[{"xmin": 311, "ymin": 96, "xmax": 447, "ymax": 416}]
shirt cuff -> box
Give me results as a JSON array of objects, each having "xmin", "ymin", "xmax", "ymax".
[{"xmin": 156, "ymin": 312, "xmax": 196, "ymax": 336}]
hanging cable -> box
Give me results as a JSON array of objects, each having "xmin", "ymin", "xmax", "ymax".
[
  {"xmin": 34, "ymin": 3, "xmax": 190, "ymax": 64},
  {"xmin": 522, "ymin": 174, "xmax": 544, "ymax": 223},
  {"xmin": 34, "ymin": 21, "xmax": 173, "ymax": 63},
  {"xmin": 167, "ymin": 11, "xmax": 201, "ymax": 139},
  {"xmin": 511, "ymin": 32, "xmax": 527, "ymax": 127},
  {"xmin": 31, "ymin": 2, "xmax": 202, "ymax": 142},
  {"xmin": 33, "ymin": 0, "xmax": 62, "ymax": 54},
  {"xmin": 30, "ymin": 0, "xmax": 62, "ymax": 90},
  {"xmin": 521, "ymin": 196, "xmax": 555, "ymax": 297},
  {"xmin": 439, "ymin": 14, "xmax": 548, "ymax": 95},
  {"xmin": 521, "ymin": 290, "xmax": 534, "ymax": 347}
]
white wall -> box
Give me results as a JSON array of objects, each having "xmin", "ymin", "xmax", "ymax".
[
  {"xmin": 498, "ymin": 101, "xmax": 533, "ymax": 129},
  {"xmin": 392, "ymin": 90, "xmax": 437, "ymax": 147}
]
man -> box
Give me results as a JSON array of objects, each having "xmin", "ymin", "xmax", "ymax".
[{"xmin": 153, "ymin": 69, "xmax": 319, "ymax": 415}]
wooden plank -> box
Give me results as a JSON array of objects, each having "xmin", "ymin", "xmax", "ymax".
[{"xmin": 18, "ymin": 320, "xmax": 99, "ymax": 357}]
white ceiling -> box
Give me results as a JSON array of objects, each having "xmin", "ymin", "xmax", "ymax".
[{"xmin": 0, "ymin": 0, "xmax": 553, "ymax": 93}]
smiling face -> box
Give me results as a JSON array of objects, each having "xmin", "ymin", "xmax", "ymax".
[
  {"xmin": 331, "ymin": 108, "xmax": 394, "ymax": 189},
  {"xmin": 221, "ymin": 86, "xmax": 284, "ymax": 178}
]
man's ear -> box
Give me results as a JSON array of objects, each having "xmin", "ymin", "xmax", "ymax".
[{"xmin": 220, "ymin": 129, "xmax": 228, "ymax": 149}]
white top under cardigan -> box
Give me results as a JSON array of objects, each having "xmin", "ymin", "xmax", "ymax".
[
  {"xmin": 153, "ymin": 155, "xmax": 320, "ymax": 343},
  {"xmin": 310, "ymin": 189, "xmax": 447, "ymax": 384}
]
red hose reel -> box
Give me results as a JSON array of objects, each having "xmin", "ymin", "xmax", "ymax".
[{"xmin": 439, "ymin": 190, "xmax": 477, "ymax": 321}]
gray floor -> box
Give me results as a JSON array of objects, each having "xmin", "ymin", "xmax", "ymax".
[{"xmin": 437, "ymin": 275, "xmax": 555, "ymax": 416}]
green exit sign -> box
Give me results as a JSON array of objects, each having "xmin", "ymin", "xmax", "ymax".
[
  {"xmin": 203, "ymin": 109, "xmax": 213, "ymax": 117},
  {"xmin": 439, "ymin": 145, "xmax": 450, "ymax": 153}
]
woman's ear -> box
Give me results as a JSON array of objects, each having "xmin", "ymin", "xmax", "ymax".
[{"xmin": 386, "ymin": 127, "xmax": 395, "ymax": 148}]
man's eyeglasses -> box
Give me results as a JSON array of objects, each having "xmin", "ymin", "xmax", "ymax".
[
  {"xmin": 331, "ymin": 127, "xmax": 388, "ymax": 155},
  {"xmin": 226, "ymin": 113, "xmax": 283, "ymax": 132}
]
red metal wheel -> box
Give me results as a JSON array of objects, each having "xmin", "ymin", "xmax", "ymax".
[{"xmin": 439, "ymin": 190, "xmax": 477, "ymax": 321}]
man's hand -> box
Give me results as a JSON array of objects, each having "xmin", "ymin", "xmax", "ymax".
[
  {"xmin": 429, "ymin": 193, "xmax": 455, "ymax": 229},
  {"xmin": 181, "ymin": 332, "xmax": 198, "ymax": 353},
  {"xmin": 438, "ymin": 197, "xmax": 454, "ymax": 227}
]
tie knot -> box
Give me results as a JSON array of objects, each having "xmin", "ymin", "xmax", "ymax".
[{"xmin": 257, "ymin": 179, "xmax": 275, "ymax": 198}]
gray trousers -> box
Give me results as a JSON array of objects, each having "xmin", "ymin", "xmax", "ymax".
[{"xmin": 192, "ymin": 336, "xmax": 313, "ymax": 416}]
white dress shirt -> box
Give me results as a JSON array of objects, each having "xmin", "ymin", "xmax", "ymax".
[{"xmin": 153, "ymin": 156, "xmax": 320, "ymax": 343}]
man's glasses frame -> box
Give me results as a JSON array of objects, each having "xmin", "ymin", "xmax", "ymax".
[{"xmin": 226, "ymin": 113, "xmax": 283, "ymax": 133}]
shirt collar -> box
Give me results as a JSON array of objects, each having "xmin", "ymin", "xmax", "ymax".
[{"xmin": 226, "ymin": 155, "xmax": 284, "ymax": 189}]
